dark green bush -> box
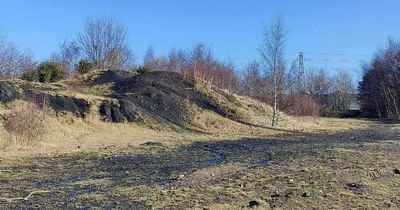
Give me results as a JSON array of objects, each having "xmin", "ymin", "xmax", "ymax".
[
  {"xmin": 136, "ymin": 66, "xmax": 151, "ymax": 74},
  {"xmin": 76, "ymin": 60, "xmax": 94, "ymax": 74},
  {"xmin": 21, "ymin": 62, "xmax": 65, "ymax": 83},
  {"xmin": 38, "ymin": 62, "xmax": 65, "ymax": 82}
]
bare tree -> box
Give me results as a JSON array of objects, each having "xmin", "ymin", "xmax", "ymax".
[
  {"xmin": 143, "ymin": 45, "xmax": 155, "ymax": 66},
  {"xmin": 189, "ymin": 43, "xmax": 213, "ymax": 80},
  {"xmin": 143, "ymin": 46, "xmax": 169, "ymax": 71},
  {"xmin": 0, "ymin": 33, "xmax": 34, "ymax": 79},
  {"xmin": 332, "ymin": 71, "xmax": 355, "ymax": 112},
  {"xmin": 77, "ymin": 17, "xmax": 134, "ymax": 71},
  {"xmin": 305, "ymin": 68, "xmax": 331, "ymax": 100},
  {"xmin": 50, "ymin": 40, "xmax": 81, "ymax": 76},
  {"xmin": 286, "ymin": 60, "xmax": 305, "ymax": 93},
  {"xmin": 58, "ymin": 40, "xmax": 81, "ymax": 75},
  {"xmin": 241, "ymin": 61, "xmax": 263, "ymax": 97},
  {"xmin": 260, "ymin": 16, "xmax": 286, "ymax": 126},
  {"xmin": 147, "ymin": 56, "xmax": 169, "ymax": 71},
  {"xmin": 167, "ymin": 48, "xmax": 189, "ymax": 73},
  {"xmin": 19, "ymin": 51, "xmax": 37, "ymax": 76},
  {"xmin": 185, "ymin": 43, "xmax": 238, "ymax": 91}
]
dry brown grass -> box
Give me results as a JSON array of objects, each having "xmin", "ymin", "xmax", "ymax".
[
  {"xmin": 192, "ymin": 81, "xmax": 299, "ymax": 129},
  {"xmin": 0, "ymin": 98, "xmax": 372, "ymax": 159},
  {"xmin": 0, "ymin": 76, "xmax": 372, "ymax": 159},
  {"xmin": 0, "ymin": 100, "xmax": 202, "ymax": 158},
  {"xmin": 2, "ymin": 103, "xmax": 45, "ymax": 146}
]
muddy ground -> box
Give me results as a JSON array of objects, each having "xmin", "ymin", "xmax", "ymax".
[{"xmin": 1, "ymin": 120, "xmax": 400, "ymax": 209}]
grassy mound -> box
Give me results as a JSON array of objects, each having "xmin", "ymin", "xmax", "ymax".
[{"xmin": 0, "ymin": 70, "xmax": 298, "ymax": 132}]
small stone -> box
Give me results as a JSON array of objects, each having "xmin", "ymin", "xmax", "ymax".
[
  {"xmin": 288, "ymin": 179, "xmax": 294, "ymax": 183},
  {"xmin": 346, "ymin": 182, "xmax": 363, "ymax": 189},
  {"xmin": 271, "ymin": 191, "xmax": 280, "ymax": 198},
  {"xmin": 394, "ymin": 168, "xmax": 400, "ymax": 175},
  {"xmin": 302, "ymin": 191, "xmax": 311, "ymax": 197},
  {"xmin": 178, "ymin": 174, "xmax": 185, "ymax": 179},
  {"xmin": 248, "ymin": 200, "xmax": 260, "ymax": 208}
]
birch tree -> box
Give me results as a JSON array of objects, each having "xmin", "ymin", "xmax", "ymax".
[{"xmin": 260, "ymin": 16, "xmax": 286, "ymax": 126}]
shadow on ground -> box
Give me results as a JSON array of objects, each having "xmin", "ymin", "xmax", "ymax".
[{"xmin": 368, "ymin": 118, "xmax": 400, "ymax": 125}]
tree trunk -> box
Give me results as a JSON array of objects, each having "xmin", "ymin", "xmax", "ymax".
[{"xmin": 272, "ymin": 72, "xmax": 277, "ymax": 127}]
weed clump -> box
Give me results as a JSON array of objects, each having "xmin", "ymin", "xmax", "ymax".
[{"xmin": 3, "ymin": 103, "xmax": 46, "ymax": 146}]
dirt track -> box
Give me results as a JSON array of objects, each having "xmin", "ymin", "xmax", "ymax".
[{"xmin": 1, "ymin": 120, "xmax": 400, "ymax": 209}]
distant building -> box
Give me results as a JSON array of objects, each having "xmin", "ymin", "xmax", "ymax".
[{"xmin": 349, "ymin": 98, "xmax": 361, "ymax": 111}]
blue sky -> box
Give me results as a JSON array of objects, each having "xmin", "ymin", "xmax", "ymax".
[{"xmin": 0, "ymin": 0, "xmax": 399, "ymax": 79}]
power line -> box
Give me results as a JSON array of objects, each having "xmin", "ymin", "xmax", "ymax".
[
  {"xmin": 300, "ymin": 52, "xmax": 372, "ymax": 57},
  {"xmin": 231, "ymin": 51, "xmax": 373, "ymax": 63},
  {"xmin": 233, "ymin": 50, "xmax": 372, "ymax": 76}
]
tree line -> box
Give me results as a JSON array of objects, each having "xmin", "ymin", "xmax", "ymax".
[
  {"xmin": 0, "ymin": 16, "xmax": 369, "ymax": 122},
  {"xmin": 358, "ymin": 39, "xmax": 400, "ymax": 118}
]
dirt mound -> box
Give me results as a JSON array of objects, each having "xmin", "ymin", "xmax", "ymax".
[
  {"xmin": 111, "ymin": 71, "xmax": 225, "ymax": 127},
  {"xmin": 108, "ymin": 71, "xmax": 290, "ymax": 129},
  {"xmin": 1, "ymin": 70, "xmax": 293, "ymax": 130},
  {"xmin": 87, "ymin": 70, "xmax": 136, "ymax": 85}
]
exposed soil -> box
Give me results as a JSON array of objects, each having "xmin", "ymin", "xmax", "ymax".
[
  {"xmin": 0, "ymin": 81, "xmax": 17, "ymax": 103},
  {"xmin": 23, "ymin": 89, "xmax": 90, "ymax": 118},
  {"xmin": 105, "ymin": 71, "xmax": 241, "ymax": 127},
  {"xmin": 47, "ymin": 95, "xmax": 90, "ymax": 118},
  {"xmin": 87, "ymin": 70, "xmax": 137, "ymax": 86},
  {"xmin": 1, "ymin": 120, "xmax": 399, "ymax": 209}
]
